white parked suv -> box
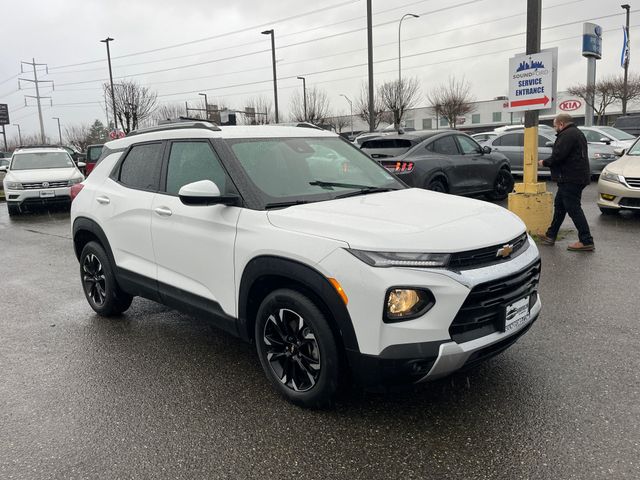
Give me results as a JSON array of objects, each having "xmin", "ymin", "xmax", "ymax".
[
  {"xmin": 70, "ymin": 121, "xmax": 542, "ymax": 408},
  {"xmin": 2, "ymin": 146, "xmax": 85, "ymax": 216}
]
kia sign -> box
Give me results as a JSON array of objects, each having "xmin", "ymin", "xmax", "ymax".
[
  {"xmin": 559, "ymin": 100, "xmax": 582, "ymax": 112},
  {"xmin": 508, "ymin": 49, "xmax": 557, "ymax": 113},
  {"xmin": 0, "ymin": 104, "xmax": 9, "ymax": 125}
]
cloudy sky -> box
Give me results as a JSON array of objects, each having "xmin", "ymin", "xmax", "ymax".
[{"xmin": 0, "ymin": 0, "xmax": 636, "ymax": 141}]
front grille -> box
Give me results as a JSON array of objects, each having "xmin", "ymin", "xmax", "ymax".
[
  {"xmin": 625, "ymin": 177, "xmax": 640, "ymax": 188},
  {"xmin": 620, "ymin": 197, "xmax": 640, "ymax": 208},
  {"xmin": 22, "ymin": 181, "xmax": 69, "ymax": 189},
  {"xmin": 449, "ymin": 259, "xmax": 541, "ymax": 343},
  {"xmin": 448, "ymin": 233, "xmax": 528, "ymax": 270}
]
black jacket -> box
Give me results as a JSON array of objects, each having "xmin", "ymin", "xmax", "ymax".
[{"xmin": 542, "ymin": 123, "xmax": 591, "ymax": 185}]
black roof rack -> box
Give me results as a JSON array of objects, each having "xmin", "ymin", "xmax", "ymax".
[
  {"xmin": 128, "ymin": 118, "xmax": 221, "ymax": 136},
  {"xmin": 15, "ymin": 144, "xmax": 67, "ymax": 150}
]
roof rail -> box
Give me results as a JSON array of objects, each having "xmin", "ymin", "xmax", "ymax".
[
  {"xmin": 128, "ymin": 118, "xmax": 221, "ymax": 136},
  {"xmin": 16, "ymin": 144, "xmax": 66, "ymax": 150}
]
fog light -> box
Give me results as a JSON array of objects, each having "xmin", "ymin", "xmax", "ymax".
[
  {"xmin": 601, "ymin": 193, "xmax": 616, "ymax": 201},
  {"xmin": 385, "ymin": 288, "xmax": 435, "ymax": 322}
]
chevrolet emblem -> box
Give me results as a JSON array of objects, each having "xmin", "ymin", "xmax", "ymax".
[{"xmin": 496, "ymin": 244, "xmax": 514, "ymax": 258}]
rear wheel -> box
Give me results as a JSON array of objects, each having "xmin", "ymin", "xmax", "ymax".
[
  {"xmin": 426, "ymin": 178, "xmax": 447, "ymax": 193},
  {"xmin": 80, "ymin": 241, "xmax": 133, "ymax": 316},
  {"xmin": 486, "ymin": 168, "xmax": 515, "ymax": 201},
  {"xmin": 255, "ymin": 289, "xmax": 340, "ymax": 408}
]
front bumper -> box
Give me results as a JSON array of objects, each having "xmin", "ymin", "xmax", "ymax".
[
  {"xmin": 5, "ymin": 187, "xmax": 72, "ymax": 209},
  {"xmin": 597, "ymin": 178, "xmax": 640, "ymax": 210}
]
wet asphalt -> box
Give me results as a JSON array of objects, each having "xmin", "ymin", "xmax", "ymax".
[{"xmin": 0, "ymin": 183, "xmax": 639, "ymax": 480}]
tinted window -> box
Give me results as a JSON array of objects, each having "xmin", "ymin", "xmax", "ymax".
[
  {"xmin": 119, "ymin": 143, "xmax": 163, "ymax": 190},
  {"xmin": 165, "ymin": 142, "xmax": 231, "ymax": 195},
  {"xmin": 498, "ymin": 133, "xmax": 524, "ymax": 147},
  {"xmin": 456, "ymin": 135, "xmax": 480, "ymax": 154},
  {"xmin": 87, "ymin": 146, "xmax": 103, "ymax": 162},
  {"xmin": 429, "ymin": 135, "xmax": 459, "ymax": 155}
]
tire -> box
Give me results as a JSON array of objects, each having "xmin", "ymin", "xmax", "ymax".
[
  {"xmin": 426, "ymin": 178, "xmax": 447, "ymax": 193},
  {"xmin": 599, "ymin": 207, "xmax": 619, "ymax": 215},
  {"xmin": 79, "ymin": 241, "xmax": 133, "ymax": 316},
  {"xmin": 486, "ymin": 168, "xmax": 515, "ymax": 201},
  {"xmin": 7, "ymin": 204, "xmax": 20, "ymax": 216},
  {"xmin": 255, "ymin": 289, "xmax": 340, "ymax": 408}
]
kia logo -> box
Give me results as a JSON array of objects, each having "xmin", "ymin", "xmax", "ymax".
[{"xmin": 559, "ymin": 100, "xmax": 582, "ymax": 111}]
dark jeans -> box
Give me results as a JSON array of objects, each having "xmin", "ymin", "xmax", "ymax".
[{"xmin": 547, "ymin": 183, "xmax": 593, "ymax": 245}]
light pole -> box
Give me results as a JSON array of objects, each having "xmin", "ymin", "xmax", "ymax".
[
  {"xmin": 262, "ymin": 29, "xmax": 279, "ymax": 123},
  {"xmin": 52, "ymin": 117, "xmax": 62, "ymax": 144},
  {"xmin": 100, "ymin": 37, "xmax": 119, "ymax": 132},
  {"xmin": 622, "ymin": 4, "xmax": 631, "ymax": 115},
  {"xmin": 13, "ymin": 124, "xmax": 22, "ymax": 145},
  {"xmin": 340, "ymin": 94, "xmax": 354, "ymax": 138},
  {"xmin": 297, "ymin": 76, "xmax": 307, "ymax": 121},
  {"xmin": 398, "ymin": 13, "xmax": 419, "ymax": 131},
  {"xmin": 199, "ymin": 92, "xmax": 209, "ymax": 120}
]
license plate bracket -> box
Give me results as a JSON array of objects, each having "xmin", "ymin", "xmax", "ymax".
[{"xmin": 40, "ymin": 190, "xmax": 55, "ymax": 198}]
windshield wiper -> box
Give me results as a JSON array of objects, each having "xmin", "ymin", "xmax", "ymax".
[
  {"xmin": 334, "ymin": 186, "xmax": 398, "ymax": 199},
  {"xmin": 264, "ymin": 200, "xmax": 311, "ymax": 209},
  {"xmin": 310, "ymin": 180, "xmax": 392, "ymax": 190}
]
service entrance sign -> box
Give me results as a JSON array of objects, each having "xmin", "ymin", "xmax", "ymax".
[{"xmin": 508, "ymin": 50, "xmax": 556, "ymax": 112}]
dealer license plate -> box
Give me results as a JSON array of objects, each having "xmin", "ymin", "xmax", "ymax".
[
  {"xmin": 504, "ymin": 296, "xmax": 530, "ymax": 333},
  {"xmin": 40, "ymin": 190, "xmax": 55, "ymax": 198}
]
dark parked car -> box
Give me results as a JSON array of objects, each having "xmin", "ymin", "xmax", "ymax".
[
  {"xmin": 360, "ymin": 130, "xmax": 514, "ymax": 200},
  {"xmin": 613, "ymin": 115, "xmax": 640, "ymax": 136}
]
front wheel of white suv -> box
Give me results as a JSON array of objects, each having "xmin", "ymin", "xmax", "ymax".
[
  {"xmin": 80, "ymin": 241, "xmax": 133, "ymax": 316},
  {"xmin": 255, "ymin": 289, "xmax": 340, "ymax": 409}
]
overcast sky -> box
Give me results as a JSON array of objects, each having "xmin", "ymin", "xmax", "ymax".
[{"xmin": 0, "ymin": 0, "xmax": 637, "ymax": 140}]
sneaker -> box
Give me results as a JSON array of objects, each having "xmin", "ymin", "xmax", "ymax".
[
  {"xmin": 538, "ymin": 235, "xmax": 556, "ymax": 246},
  {"xmin": 567, "ymin": 241, "xmax": 595, "ymax": 251}
]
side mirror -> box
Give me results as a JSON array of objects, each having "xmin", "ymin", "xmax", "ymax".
[
  {"xmin": 614, "ymin": 148, "xmax": 626, "ymax": 156},
  {"xmin": 545, "ymin": 141, "xmax": 554, "ymax": 147},
  {"xmin": 599, "ymin": 137, "xmax": 612, "ymax": 144},
  {"xmin": 178, "ymin": 180, "xmax": 240, "ymax": 206},
  {"xmin": 0, "ymin": 165, "xmax": 7, "ymax": 172},
  {"xmin": 482, "ymin": 145, "xmax": 492, "ymax": 154},
  {"xmin": 77, "ymin": 161, "xmax": 86, "ymax": 168}
]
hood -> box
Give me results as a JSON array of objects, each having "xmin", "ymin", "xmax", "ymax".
[
  {"xmin": 6, "ymin": 167, "xmax": 80, "ymax": 183},
  {"xmin": 267, "ymin": 189, "xmax": 526, "ymax": 252},
  {"xmin": 607, "ymin": 155, "xmax": 640, "ymax": 177}
]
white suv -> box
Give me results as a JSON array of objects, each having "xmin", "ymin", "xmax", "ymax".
[
  {"xmin": 71, "ymin": 121, "xmax": 542, "ymax": 408},
  {"xmin": 2, "ymin": 146, "xmax": 85, "ymax": 215}
]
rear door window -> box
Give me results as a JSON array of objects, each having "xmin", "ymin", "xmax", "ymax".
[
  {"xmin": 498, "ymin": 133, "xmax": 524, "ymax": 147},
  {"xmin": 118, "ymin": 142, "xmax": 164, "ymax": 191},
  {"xmin": 428, "ymin": 135, "xmax": 459, "ymax": 155}
]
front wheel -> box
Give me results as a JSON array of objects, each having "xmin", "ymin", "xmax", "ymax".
[
  {"xmin": 255, "ymin": 289, "xmax": 340, "ymax": 408},
  {"xmin": 7, "ymin": 204, "xmax": 20, "ymax": 216},
  {"xmin": 80, "ymin": 241, "xmax": 133, "ymax": 316},
  {"xmin": 486, "ymin": 169, "xmax": 514, "ymax": 201}
]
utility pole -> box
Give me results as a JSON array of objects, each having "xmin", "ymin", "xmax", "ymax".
[
  {"xmin": 13, "ymin": 124, "xmax": 22, "ymax": 144},
  {"xmin": 262, "ymin": 29, "xmax": 279, "ymax": 123},
  {"xmin": 19, "ymin": 58, "xmax": 53, "ymax": 143},
  {"xmin": 101, "ymin": 37, "xmax": 119, "ymax": 132},
  {"xmin": 367, "ymin": 0, "xmax": 375, "ymax": 132},
  {"xmin": 297, "ymin": 76, "xmax": 307, "ymax": 121},
  {"xmin": 52, "ymin": 117, "xmax": 62, "ymax": 144},
  {"xmin": 622, "ymin": 4, "xmax": 631, "ymax": 115}
]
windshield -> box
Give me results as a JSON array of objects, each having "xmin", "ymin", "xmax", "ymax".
[
  {"xmin": 11, "ymin": 152, "xmax": 75, "ymax": 170},
  {"xmin": 228, "ymin": 137, "xmax": 404, "ymax": 207},
  {"xmin": 624, "ymin": 139, "xmax": 640, "ymax": 155},
  {"xmin": 599, "ymin": 126, "xmax": 635, "ymax": 141}
]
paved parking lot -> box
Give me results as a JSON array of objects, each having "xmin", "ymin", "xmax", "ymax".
[{"xmin": 1, "ymin": 183, "xmax": 639, "ymax": 480}]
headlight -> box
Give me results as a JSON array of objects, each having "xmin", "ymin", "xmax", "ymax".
[
  {"xmin": 385, "ymin": 288, "xmax": 435, "ymax": 322},
  {"xmin": 68, "ymin": 177, "xmax": 83, "ymax": 186},
  {"xmin": 594, "ymin": 153, "xmax": 616, "ymax": 160},
  {"xmin": 5, "ymin": 181, "xmax": 24, "ymax": 190},
  {"xmin": 600, "ymin": 170, "xmax": 624, "ymax": 184},
  {"xmin": 347, "ymin": 249, "xmax": 450, "ymax": 268}
]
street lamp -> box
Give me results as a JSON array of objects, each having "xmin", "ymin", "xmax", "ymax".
[
  {"xmin": 340, "ymin": 94, "xmax": 354, "ymax": 139},
  {"xmin": 13, "ymin": 124, "xmax": 22, "ymax": 145},
  {"xmin": 297, "ymin": 76, "xmax": 307, "ymax": 121},
  {"xmin": 199, "ymin": 92, "xmax": 209, "ymax": 120},
  {"xmin": 52, "ymin": 117, "xmax": 62, "ymax": 144},
  {"xmin": 622, "ymin": 4, "xmax": 631, "ymax": 115},
  {"xmin": 100, "ymin": 37, "xmax": 119, "ymax": 132},
  {"xmin": 398, "ymin": 14, "xmax": 419, "ymax": 90},
  {"xmin": 262, "ymin": 29, "xmax": 279, "ymax": 123}
]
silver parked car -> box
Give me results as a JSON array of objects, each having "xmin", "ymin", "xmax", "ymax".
[
  {"xmin": 578, "ymin": 126, "xmax": 636, "ymax": 150},
  {"xmin": 485, "ymin": 128, "xmax": 618, "ymax": 176}
]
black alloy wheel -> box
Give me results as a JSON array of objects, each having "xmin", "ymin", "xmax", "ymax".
[
  {"xmin": 79, "ymin": 241, "xmax": 133, "ymax": 316},
  {"xmin": 255, "ymin": 289, "xmax": 340, "ymax": 408},
  {"xmin": 427, "ymin": 179, "xmax": 447, "ymax": 193},
  {"xmin": 487, "ymin": 169, "xmax": 515, "ymax": 201}
]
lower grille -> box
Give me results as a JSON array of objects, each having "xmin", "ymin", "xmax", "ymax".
[
  {"xmin": 449, "ymin": 259, "xmax": 541, "ymax": 343},
  {"xmin": 620, "ymin": 197, "xmax": 640, "ymax": 208},
  {"xmin": 22, "ymin": 181, "xmax": 69, "ymax": 189},
  {"xmin": 625, "ymin": 177, "xmax": 640, "ymax": 188}
]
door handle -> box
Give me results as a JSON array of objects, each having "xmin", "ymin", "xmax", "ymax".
[
  {"xmin": 154, "ymin": 206, "xmax": 173, "ymax": 217},
  {"xmin": 96, "ymin": 196, "xmax": 110, "ymax": 205}
]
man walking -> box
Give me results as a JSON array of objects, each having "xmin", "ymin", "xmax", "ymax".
[{"xmin": 538, "ymin": 113, "xmax": 594, "ymax": 251}]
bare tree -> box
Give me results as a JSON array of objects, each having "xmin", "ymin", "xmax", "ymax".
[
  {"xmin": 241, "ymin": 96, "xmax": 273, "ymax": 124},
  {"xmin": 567, "ymin": 78, "xmax": 618, "ymax": 126},
  {"xmin": 355, "ymin": 81, "xmax": 392, "ymax": 130},
  {"xmin": 427, "ymin": 76, "xmax": 476, "ymax": 129},
  {"xmin": 290, "ymin": 87, "xmax": 330, "ymax": 124},
  {"xmin": 608, "ymin": 73, "xmax": 640, "ymax": 113},
  {"xmin": 324, "ymin": 112, "xmax": 350, "ymax": 133},
  {"xmin": 153, "ymin": 103, "xmax": 187, "ymax": 123},
  {"xmin": 378, "ymin": 77, "xmax": 421, "ymax": 131},
  {"xmin": 65, "ymin": 124, "xmax": 91, "ymax": 151},
  {"xmin": 104, "ymin": 80, "xmax": 158, "ymax": 133}
]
